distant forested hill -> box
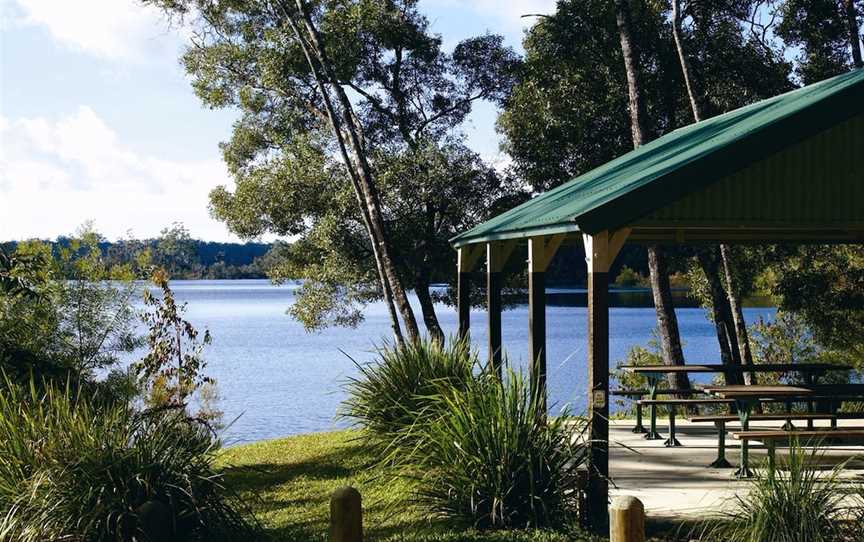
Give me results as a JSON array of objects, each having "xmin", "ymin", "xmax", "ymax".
[{"xmin": 2, "ymin": 225, "xmax": 275, "ymax": 280}]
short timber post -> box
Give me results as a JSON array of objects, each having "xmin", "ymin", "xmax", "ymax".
[
  {"xmin": 330, "ymin": 486, "xmax": 363, "ymax": 542},
  {"xmin": 584, "ymin": 229, "xmax": 630, "ymax": 529},
  {"xmin": 527, "ymin": 235, "xmax": 564, "ymax": 412},
  {"xmin": 457, "ymin": 246, "xmax": 482, "ymax": 342},
  {"xmin": 487, "ymin": 241, "xmax": 515, "ymax": 376},
  {"xmin": 609, "ymin": 495, "xmax": 645, "ymax": 542}
]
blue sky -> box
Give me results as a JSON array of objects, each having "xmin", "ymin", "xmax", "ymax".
[{"xmin": 0, "ymin": 0, "xmax": 555, "ymax": 242}]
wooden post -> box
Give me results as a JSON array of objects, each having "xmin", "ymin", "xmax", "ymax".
[
  {"xmin": 330, "ymin": 486, "xmax": 363, "ymax": 542},
  {"xmin": 584, "ymin": 229, "xmax": 630, "ymax": 530},
  {"xmin": 528, "ymin": 235, "xmax": 564, "ymax": 411},
  {"xmin": 457, "ymin": 246, "xmax": 482, "ymax": 342},
  {"xmin": 609, "ymin": 495, "xmax": 645, "ymax": 542},
  {"xmin": 487, "ymin": 241, "xmax": 515, "ymax": 376}
]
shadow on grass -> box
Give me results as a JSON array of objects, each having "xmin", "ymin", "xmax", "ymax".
[{"xmin": 219, "ymin": 441, "xmax": 463, "ymax": 541}]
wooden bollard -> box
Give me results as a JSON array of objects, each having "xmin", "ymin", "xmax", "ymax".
[
  {"xmin": 609, "ymin": 495, "xmax": 645, "ymax": 542},
  {"xmin": 330, "ymin": 486, "xmax": 363, "ymax": 542}
]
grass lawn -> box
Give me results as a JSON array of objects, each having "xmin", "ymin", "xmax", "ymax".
[{"xmin": 217, "ymin": 430, "xmax": 599, "ymax": 541}]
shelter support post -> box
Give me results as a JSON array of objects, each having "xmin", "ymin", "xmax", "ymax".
[
  {"xmin": 528, "ymin": 235, "xmax": 564, "ymax": 412},
  {"xmin": 487, "ymin": 241, "xmax": 516, "ymax": 376},
  {"xmin": 457, "ymin": 246, "xmax": 482, "ymax": 342},
  {"xmin": 583, "ymin": 228, "xmax": 630, "ymax": 530}
]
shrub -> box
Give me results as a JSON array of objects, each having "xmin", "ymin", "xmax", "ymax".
[
  {"xmin": 404, "ymin": 370, "xmax": 588, "ymax": 529},
  {"xmin": 696, "ymin": 440, "xmax": 848, "ymax": 542},
  {"xmin": 341, "ymin": 338, "xmax": 479, "ymax": 450},
  {"xmin": 0, "ymin": 377, "xmax": 256, "ymax": 541},
  {"xmin": 613, "ymin": 266, "xmax": 647, "ymax": 288}
]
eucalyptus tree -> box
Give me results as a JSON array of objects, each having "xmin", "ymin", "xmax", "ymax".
[
  {"xmin": 146, "ymin": 0, "xmax": 519, "ymax": 342},
  {"xmin": 777, "ymin": 0, "xmax": 863, "ymax": 82}
]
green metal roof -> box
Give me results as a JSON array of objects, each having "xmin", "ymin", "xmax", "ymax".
[{"xmin": 451, "ymin": 68, "xmax": 864, "ymax": 248}]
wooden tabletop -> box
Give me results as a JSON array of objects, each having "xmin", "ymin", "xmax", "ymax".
[
  {"xmin": 702, "ymin": 385, "xmax": 815, "ymax": 399},
  {"xmin": 620, "ymin": 363, "xmax": 851, "ymax": 374}
]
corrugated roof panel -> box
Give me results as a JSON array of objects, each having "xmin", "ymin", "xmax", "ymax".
[{"xmin": 451, "ymin": 68, "xmax": 864, "ymax": 247}]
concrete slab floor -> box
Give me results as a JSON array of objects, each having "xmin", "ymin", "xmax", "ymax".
[{"xmin": 607, "ymin": 419, "xmax": 864, "ymax": 521}]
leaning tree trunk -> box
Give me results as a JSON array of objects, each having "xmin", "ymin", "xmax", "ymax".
[
  {"xmin": 697, "ymin": 249, "xmax": 744, "ymax": 385},
  {"xmin": 671, "ymin": 0, "xmax": 755, "ymax": 382},
  {"xmin": 616, "ymin": 0, "xmax": 691, "ymax": 394},
  {"xmin": 277, "ymin": 7, "xmax": 405, "ymax": 346},
  {"xmin": 290, "ymin": 0, "xmax": 421, "ymax": 343},
  {"xmin": 648, "ymin": 247, "xmax": 690, "ymax": 391},
  {"xmin": 844, "ymin": 0, "xmax": 863, "ymax": 68},
  {"xmin": 415, "ymin": 272, "xmax": 445, "ymax": 344},
  {"xmin": 721, "ymin": 245, "xmax": 757, "ymax": 385}
]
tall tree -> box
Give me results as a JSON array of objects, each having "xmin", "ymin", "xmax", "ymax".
[
  {"xmin": 669, "ymin": 0, "xmax": 757, "ymax": 383},
  {"xmin": 147, "ymin": 0, "xmax": 518, "ymax": 343},
  {"xmin": 777, "ymin": 0, "xmax": 863, "ymax": 82},
  {"xmin": 615, "ymin": 0, "xmax": 691, "ymax": 392}
]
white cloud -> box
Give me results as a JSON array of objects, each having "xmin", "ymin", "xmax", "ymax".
[
  {"xmin": 0, "ymin": 107, "xmax": 237, "ymax": 241},
  {"xmin": 428, "ymin": 0, "xmax": 556, "ymax": 33},
  {"xmin": 10, "ymin": 0, "xmax": 180, "ymax": 61}
]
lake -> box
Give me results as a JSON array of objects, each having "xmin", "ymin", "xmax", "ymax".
[{"xmin": 152, "ymin": 280, "xmax": 775, "ymax": 444}]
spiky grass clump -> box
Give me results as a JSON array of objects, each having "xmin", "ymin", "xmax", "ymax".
[
  {"xmin": 405, "ymin": 370, "xmax": 587, "ymax": 529},
  {"xmin": 341, "ymin": 338, "xmax": 479, "ymax": 449},
  {"xmin": 697, "ymin": 441, "xmax": 849, "ymax": 542},
  {"xmin": 0, "ymin": 377, "xmax": 256, "ymax": 541}
]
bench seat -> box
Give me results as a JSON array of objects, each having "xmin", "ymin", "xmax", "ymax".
[
  {"xmin": 731, "ymin": 429, "xmax": 864, "ymax": 471},
  {"xmin": 611, "ymin": 388, "xmax": 704, "ymax": 396}
]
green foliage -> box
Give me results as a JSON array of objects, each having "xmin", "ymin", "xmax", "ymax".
[
  {"xmin": 343, "ymin": 340, "xmax": 587, "ymax": 530},
  {"xmin": 777, "ymin": 0, "xmax": 863, "ymax": 83},
  {"xmin": 611, "ymin": 336, "xmax": 665, "ymax": 414},
  {"xmin": 137, "ymin": 268, "xmax": 213, "ymax": 408},
  {"xmin": 613, "ymin": 266, "xmax": 647, "ymax": 288},
  {"xmin": 341, "ymin": 338, "xmax": 478, "ymax": 450},
  {"xmin": 0, "ymin": 376, "xmax": 256, "ymax": 541},
  {"xmin": 400, "ymin": 370, "xmax": 588, "ymax": 529},
  {"xmin": 764, "ymin": 245, "xmax": 864, "ymax": 369},
  {"xmin": 0, "ymin": 225, "xmax": 143, "ymax": 385},
  {"xmin": 696, "ymin": 441, "xmax": 849, "ymax": 542},
  {"xmin": 499, "ymin": 0, "xmax": 792, "ymax": 193},
  {"xmin": 148, "ymin": 0, "xmax": 523, "ymax": 335}
]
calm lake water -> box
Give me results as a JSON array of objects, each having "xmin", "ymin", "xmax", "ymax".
[{"xmin": 146, "ymin": 280, "xmax": 775, "ymax": 444}]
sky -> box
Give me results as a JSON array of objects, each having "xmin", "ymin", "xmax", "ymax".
[{"xmin": 0, "ymin": 0, "xmax": 556, "ymax": 242}]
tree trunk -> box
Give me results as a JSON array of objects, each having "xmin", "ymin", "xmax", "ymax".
[
  {"xmin": 845, "ymin": 0, "xmax": 863, "ymax": 68},
  {"xmin": 616, "ymin": 0, "xmax": 651, "ymax": 145},
  {"xmin": 616, "ymin": 0, "xmax": 691, "ymax": 395},
  {"xmin": 671, "ymin": 0, "xmax": 704, "ymax": 122},
  {"xmin": 697, "ymin": 248, "xmax": 744, "ymax": 385},
  {"xmin": 288, "ymin": 0, "xmax": 421, "ymax": 343},
  {"xmin": 648, "ymin": 247, "xmax": 689, "ymax": 391},
  {"xmin": 721, "ymin": 245, "xmax": 756, "ymax": 385},
  {"xmin": 671, "ymin": 0, "xmax": 755, "ymax": 383},
  {"xmin": 415, "ymin": 273, "xmax": 444, "ymax": 344}
]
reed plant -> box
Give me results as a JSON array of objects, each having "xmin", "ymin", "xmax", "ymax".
[
  {"xmin": 696, "ymin": 440, "xmax": 849, "ymax": 542},
  {"xmin": 341, "ymin": 338, "xmax": 479, "ymax": 451},
  {"xmin": 0, "ymin": 376, "xmax": 255, "ymax": 541},
  {"xmin": 402, "ymin": 370, "xmax": 587, "ymax": 529}
]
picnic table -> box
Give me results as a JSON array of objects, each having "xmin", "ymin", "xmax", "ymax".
[
  {"xmin": 620, "ymin": 363, "xmax": 852, "ymax": 439},
  {"xmin": 704, "ymin": 383, "xmax": 864, "ymax": 477}
]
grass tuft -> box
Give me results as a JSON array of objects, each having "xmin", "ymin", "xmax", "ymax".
[{"xmin": 694, "ymin": 440, "xmax": 851, "ymax": 542}]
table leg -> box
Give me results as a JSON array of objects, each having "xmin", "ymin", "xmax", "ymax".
[
  {"xmin": 805, "ymin": 373, "xmax": 815, "ymax": 430},
  {"xmin": 766, "ymin": 440, "xmax": 776, "ymax": 474},
  {"xmin": 734, "ymin": 398, "xmax": 756, "ymax": 479},
  {"xmin": 781, "ymin": 400, "xmax": 796, "ymax": 431},
  {"xmin": 708, "ymin": 420, "xmax": 733, "ymax": 468},
  {"xmin": 644, "ymin": 374, "xmax": 663, "ymax": 440},
  {"xmin": 632, "ymin": 400, "xmax": 646, "ymax": 433},
  {"xmin": 664, "ymin": 406, "xmax": 682, "ymax": 447}
]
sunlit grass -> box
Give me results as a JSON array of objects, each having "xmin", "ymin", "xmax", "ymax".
[{"xmin": 217, "ymin": 430, "xmax": 595, "ymax": 541}]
